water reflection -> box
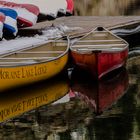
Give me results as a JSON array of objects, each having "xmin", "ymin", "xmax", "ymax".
[
  {"xmin": 0, "ymin": 76, "xmax": 69, "ymax": 123},
  {"xmin": 32, "ymin": 68, "xmax": 129, "ymax": 139},
  {"xmin": 1, "ymin": 56, "xmax": 140, "ymax": 139},
  {"xmin": 0, "ymin": 68, "xmax": 129, "ymax": 139},
  {"xmin": 74, "ymin": 0, "xmax": 140, "ymax": 16},
  {"xmin": 89, "ymin": 55, "xmax": 140, "ymax": 140},
  {"xmin": 70, "ymin": 68, "xmax": 129, "ymax": 114}
]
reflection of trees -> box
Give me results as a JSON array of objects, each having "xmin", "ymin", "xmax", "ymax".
[
  {"xmin": 124, "ymin": 0, "xmax": 140, "ymax": 15},
  {"xmin": 127, "ymin": 56, "xmax": 140, "ymax": 139},
  {"xmin": 74, "ymin": 0, "xmax": 139, "ymax": 16},
  {"xmin": 136, "ymin": 108, "xmax": 140, "ymax": 137},
  {"xmin": 0, "ymin": 99, "xmax": 95, "ymax": 140},
  {"xmin": 74, "ymin": 0, "xmax": 100, "ymax": 15},
  {"xmin": 0, "ymin": 84, "xmax": 140, "ymax": 140},
  {"xmin": 89, "ymin": 84, "xmax": 135, "ymax": 140},
  {"xmin": 133, "ymin": 73, "xmax": 140, "ymax": 138}
]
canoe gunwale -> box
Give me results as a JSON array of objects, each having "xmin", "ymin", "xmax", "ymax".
[
  {"xmin": 74, "ymin": 47, "xmax": 128, "ymax": 54},
  {"xmin": 71, "ymin": 44, "xmax": 128, "ymax": 53},
  {"xmin": 70, "ymin": 27, "xmax": 129, "ymax": 54},
  {"xmin": 0, "ymin": 38, "xmax": 70, "ymax": 67},
  {"xmin": 74, "ymin": 39, "xmax": 122, "ymax": 42}
]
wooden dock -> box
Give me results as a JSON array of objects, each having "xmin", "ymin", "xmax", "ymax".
[
  {"xmin": 0, "ymin": 16, "xmax": 139, "ymax": 66},
  {"xmin": 19, "ymin": 16, "xmax": 140, "ymax": 34},
  {"xmin": 18, "ymin": 16, "xmax": 140, "ymax": 38}
]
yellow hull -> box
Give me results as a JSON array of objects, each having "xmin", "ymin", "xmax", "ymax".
[
  {"xmin": 0, "ymin": 77, "xmax": 69, "ymax": 123},
  {"xmin": 0, "ymin": 54, "xmax": 68, "ymax": 91}
]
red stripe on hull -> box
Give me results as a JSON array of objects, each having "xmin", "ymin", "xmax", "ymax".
[
  {"xmin": 17, "ymin": 17, "xmax": 33, "ymax": 27},
  {"xmin": 0, "ymin": 1, "xmax": 39, "ymax": 27},
  {"xmin": 19, "ymin": 4, "xmax": 39, "ymax": 16},
  {"xmin": 0, "ymin": 12, "xmax": 5, "ymax": 22},
  {"xmin": 66, "ymin": 0, "xmax": 74, "ymax": 14},
  {"xmin": 0, "ymin": 1, "xmax": 39, "ymax": 15}
]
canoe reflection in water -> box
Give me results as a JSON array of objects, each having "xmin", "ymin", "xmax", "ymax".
[
  {"xmin": 70, "ymin": 68, "xmax": 129, "ymax": 114},
  {"xmin": 0, "ymin": 75, "xmax": 69, "ymax": 123}
]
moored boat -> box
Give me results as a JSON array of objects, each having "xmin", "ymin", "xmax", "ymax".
[
  {"xmin": 70, "ymin": 27, "xmax": 129, "ymax": 79},
  {"xmin": 0, "ymin": 0, "xmax": 39, "ymax": 27},
  {"xmin": 45, "ymin": 0, "xmax": 59, "ymax": 19},
  {"xmin": 16, "ymin": 3, "xmax": 40, "ymax": 27},
  {"xmin": 0, "ymin": 8, "xmax": 18, "ymax": 36},
  {"xmin": 5, "ymin": 0, "xmax": 58, "ymax": 20},
  {"xmin": 57, "ymin": 0, "xmax": 67, "ymax": 16},
  {"xmin": 0, "ymin": 12, "xmax": 5, "ymax": 39},
  {"xmin": 0, "ymin": 39, "xmax": 69, "ymax": 91}
]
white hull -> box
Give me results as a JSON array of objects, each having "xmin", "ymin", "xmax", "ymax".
[{"xmin": 5, "ymin": 0, "xmax": 67, "ymax": 17}]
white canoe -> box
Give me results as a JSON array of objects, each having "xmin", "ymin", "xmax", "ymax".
[
  {"xmin": 0, "ymin": 0, "xmax": 39, "ymax": 27},
  {"xmin": 5, "ymin": 0, "xmax": 68, "ymax": 18},
  {"xmin": 57, "ymin": 0, "xmax": 67, "ymax": 16}
]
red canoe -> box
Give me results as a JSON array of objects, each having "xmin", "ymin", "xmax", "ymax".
[
  {"xmin": 70, "ymin": 27, "xmax": 129, "ymax": 79},
  {"xmin": 70, "ymin": 68, "xmax": 129, "ymax": 114},
  {"xmin": 66, "ymin": 0, "xmax": 74, "ymax": 15},
  {"xmin": 0, "ymin": 1, "xmax": 39, "ymax": 27},
  {"xmin": 0, "ymin": 12, "xmax": 5, "ymax": 38}
]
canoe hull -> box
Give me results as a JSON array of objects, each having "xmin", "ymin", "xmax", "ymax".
[
  {"xmin": 0, "ymin": 1, "xmax": 39, "ymax": 27},
  {"xmin": 70, "ymin": 27, "xmax": 129, "ymax": 79},
  {"xmin": 70, "ymin": 48, "xmax": 128, "ymax": 79},
  {"xmin": 0, "ymin": 54, "xmax": 68, "ymax": 91},
  {"xmin": 0, "ymin": 8, "xmax": 18, "ymax": 36}
]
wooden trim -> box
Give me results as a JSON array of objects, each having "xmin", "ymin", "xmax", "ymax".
[
  {"xmin": 16, "ymin": 51, "xmax": 64, "ymax": 54},
  {"xmin": 77, "ymin": 47, "xmax": 125, "ymax": 52},
  {"xmin": 77, "ymin": 39, "xmax": 121, "ymax": 42},
  {"xmin": 72, "ymin": 44, "xmax": 126, "ymax": 48},
  {"xmin": 0, "ymin": 57, "xmax": 55, "ymax": 60}
]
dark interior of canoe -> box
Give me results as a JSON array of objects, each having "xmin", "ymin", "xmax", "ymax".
[
  {"xmin": 71, "ymin": 29, "xmax": 128, "ymax": 52},
  {"xmin": 0, "ymin": 40, "xmax": 68, "ymax": 66}
]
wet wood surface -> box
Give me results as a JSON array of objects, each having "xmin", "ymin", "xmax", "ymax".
[{"xmin": 20, "ymin": 16, "xmax": 140, "ymax": 31}]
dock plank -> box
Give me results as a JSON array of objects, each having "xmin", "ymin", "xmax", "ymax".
[{"xmin": 20, "ymin": 16, "xmax": 140, "ymax": 30}]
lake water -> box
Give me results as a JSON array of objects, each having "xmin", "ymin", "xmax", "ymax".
[
  {"xmin": 0, "ymin": 0, "xmax": 140, "ymax": 140},
  {"xmin": 0, "ymin": 57, "xmax": 140, "ymax": 140}
]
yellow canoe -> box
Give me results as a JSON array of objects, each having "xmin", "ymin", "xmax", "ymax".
[
  {"xmin": 0, "ymin": 39, "xmax": 69, "ymax": 91},
  {"xmin": 0, "ymin": 76, "xmax": 69, "ymax": 123}
]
